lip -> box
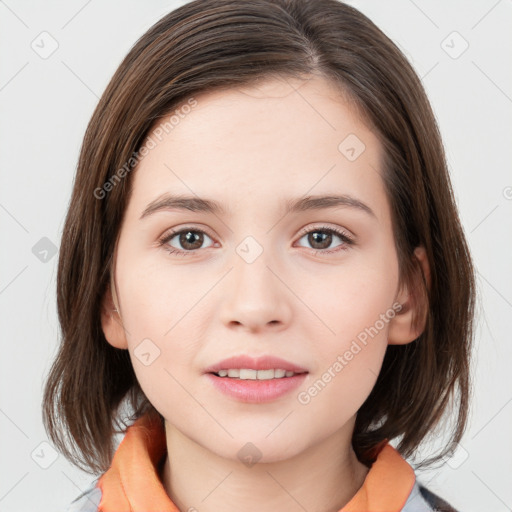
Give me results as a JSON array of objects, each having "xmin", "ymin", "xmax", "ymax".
[
  {"xmin": 204, "ymin": 355, "xmax": 309, "ymax": 404},
  {"xmin": 206, "ymin": 373, "xmax": 308, "ymax": 403},
  {"xmin": 203, "ymin": 354, "xmax": 309, "ymax": 374}
]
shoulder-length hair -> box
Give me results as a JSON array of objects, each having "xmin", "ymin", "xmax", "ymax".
[{"xmin": 42, "ymin": 0, "xmax": 476, "ymax": 475}]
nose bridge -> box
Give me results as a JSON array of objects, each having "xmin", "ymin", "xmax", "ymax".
[
  {"xmin": 219, "ymin": 231, "xmax": 291, "ymax": 330},
  {"xmin": 228, "ymin": 205, "xmax": 277, "ymax": 272},
  {"xmin": 232, "ymin": 232, "xmax": 277, "ymax": 299}
]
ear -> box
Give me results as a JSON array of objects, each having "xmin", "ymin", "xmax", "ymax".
[
  {"xmin": 388, "ymin": 246, "xmax": 431, "ymax": 345},
  {"xmin": 100, "ymin": 277, "xmax": 128, "ymax": 350}
]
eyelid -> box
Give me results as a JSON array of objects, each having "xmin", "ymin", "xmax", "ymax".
[
  {"xmin": 294, "ymin": 224, "xmax": 355, "ymax": 252},
  {"xmin": 158, "ymin": 223, "xmax": 215, "ymax": 240},
  {"xmin": 296, "ymin": 223, "xmax": 354, "ymax": 240},
  {"xmin": 157, "ymin": 224, "xmax": 216, "ymax": 249},
  {"xmin": 158, "ymin": 223, "xmax": 355, "ymax": 256}
]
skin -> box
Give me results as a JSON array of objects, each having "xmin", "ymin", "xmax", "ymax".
[{"xmin": 101, "ymin": 75, "xmax": 430, "ymax": 512}]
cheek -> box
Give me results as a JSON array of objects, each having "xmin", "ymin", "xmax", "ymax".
[
  {"xmin": 117, "ymin": 243, "xmax": 200, "ymax": 338},
  {"xmin": 306, "ymin": 262, "xmax": 398, "ymax": 350},
  {"xmin": 298, "ymin": 297, "xmax": 392, "ymax": 427},
  {"xmin": 122, "ymin": 303, "xmax": 202, "ymax": 422},
  {"xmin": 115, "ymin": 251, "xmax": 206, "ymax": 410},
  {"xmin": 299, "ymin": 263, "xmax": 397, "ymax": 405}
]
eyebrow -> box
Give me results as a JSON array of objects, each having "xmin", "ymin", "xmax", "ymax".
[{"xmin": 139, "ymin": 193, "xmax": 376, "ymax": 220}]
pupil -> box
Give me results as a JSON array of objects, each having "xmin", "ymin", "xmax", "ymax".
[
  {"xmin": 310, "ymin": 231, "xmax": 331, "ymax": 249},
  {"xmin": 181, "ymin": 231, "xmax": 202, "ymax": 249}
]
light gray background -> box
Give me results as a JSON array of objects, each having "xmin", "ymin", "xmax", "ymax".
[{"xmin": 1, "ymin": 1, "xmax": 511, "ymax": 511}]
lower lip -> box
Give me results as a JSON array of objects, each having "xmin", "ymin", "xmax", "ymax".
[{"xmin": 205, "ymin": 373, "xmax": 308, "ymax": 403}]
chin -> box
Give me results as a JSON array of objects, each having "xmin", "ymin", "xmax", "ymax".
[{"xmin": 205, "ymin": 430, "xmax": 309, "ymax": 464}]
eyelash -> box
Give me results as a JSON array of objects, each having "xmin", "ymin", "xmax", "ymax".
[{"xmin": 158, "ymin": 225, "xmax": 354, "ymax": 257}]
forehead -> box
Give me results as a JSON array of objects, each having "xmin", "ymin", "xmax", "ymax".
[{"xmin": 127, "ymin": 75, "xmax": 388, "ymax": 223}]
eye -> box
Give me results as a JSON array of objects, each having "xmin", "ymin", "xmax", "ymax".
[
  {"xmin": 295, "ymin": 225, "xmax": 354, "ymax": 255},
  {"xmin": 158, "ymin": 227, "xmax": 215, "ymax": 256},
  {"xmin": 158, "ymin": 225, "xmax": 354, "ymax": 257}
]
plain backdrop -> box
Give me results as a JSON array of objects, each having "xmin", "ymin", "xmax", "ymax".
[{"xmin": 1, "ymin": 1, "xmax": 511, "ymax": 511}]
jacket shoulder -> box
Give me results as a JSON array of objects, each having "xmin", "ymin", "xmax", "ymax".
[
  {"xmin": 65, "ymin": 479, "xmax": 102, "ymax": 512},
  {"xmin": 402, "ymin": 481, "xmax": 459, "ymax": 512}
]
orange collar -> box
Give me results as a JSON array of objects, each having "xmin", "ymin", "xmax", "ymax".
[{"xmin": 98, "ymin": 411, "xmax": 415, "ymax": 511}]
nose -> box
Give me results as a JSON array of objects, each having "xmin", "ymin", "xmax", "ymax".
[{"xmin": 218, "ymin": 248, "xmax": 292, "ymax": 333}]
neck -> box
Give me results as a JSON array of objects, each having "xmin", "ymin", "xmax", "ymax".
[{"xmin": 160, "ymin": 419, "xmax": 370, "ymax": 512}]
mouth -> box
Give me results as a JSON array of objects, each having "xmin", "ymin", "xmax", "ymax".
[
  {"xmin": 206, "ymin": 369, "xmax": 309, "ymax": 403},
  {"xmin": 204, "ymin": 355, "xmax": 309, "ymax": 402},
  {"xmin": 209, "ymin": 368, "xmax": 308, "ymax": 380}
]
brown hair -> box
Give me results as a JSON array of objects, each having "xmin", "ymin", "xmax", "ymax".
[{"xmin": 42, "ymin": 0, "xmax": 476, "ymax": 475}]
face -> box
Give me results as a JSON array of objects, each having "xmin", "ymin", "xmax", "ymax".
[{"xmin": 106, "ymin": 75, "xmax": 411, "ymax": 463}]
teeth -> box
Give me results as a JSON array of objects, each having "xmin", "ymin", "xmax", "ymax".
[{"xmin": 215, "ymin": 369, "xmax": 299, "ymax": 380}]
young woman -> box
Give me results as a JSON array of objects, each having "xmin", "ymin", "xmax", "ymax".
[{"xmin": 42, "ymin": 1, "xmax": 476, "ymax": 510}]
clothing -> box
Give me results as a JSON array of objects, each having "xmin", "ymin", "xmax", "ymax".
[{"xmin": 65, "ymin": 411, "xmax": 458, "ymax": 512}]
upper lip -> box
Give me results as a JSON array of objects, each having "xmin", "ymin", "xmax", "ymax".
[{"xmin": 204, "ymin": 355, "xmax": 309, "ymax": 374}]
